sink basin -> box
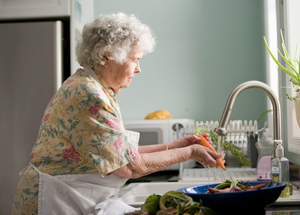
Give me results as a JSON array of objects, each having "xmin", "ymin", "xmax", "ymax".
[
  {"xmin": 119, "ymin": 181, "xmax": 300, "ymax": 208},
  {"xmin": 118, "ymin": 182, "xmax": 203, "ymax": 207}
]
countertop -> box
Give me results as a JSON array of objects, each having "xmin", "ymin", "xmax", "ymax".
[
  {"xmin": 119, "ymin": 182, "xmax": 300, "ymax": 215},
  {"xmin": 266, "ymin": 205, "xmax": 300, "ymax": 214},
  {"xmin": 124, "ymin": 165, "xmax": 300, "ymax": 215},
  {"xmin": 121, "ymin": 167, "xmax": 300, "ymax": 215}
]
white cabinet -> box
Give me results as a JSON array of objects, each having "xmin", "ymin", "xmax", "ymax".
[
  {"xmin": 0, "ymin": 0, "xmax": 94, "ymax": 74},
  {"xmin": 0, "ymin": 0, "xmax": 71, "ymax": 19}
]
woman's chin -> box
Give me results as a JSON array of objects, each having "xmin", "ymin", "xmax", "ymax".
[{"xmin": 121, "ymin": 83, "xmax": 131, "ymax": 89}]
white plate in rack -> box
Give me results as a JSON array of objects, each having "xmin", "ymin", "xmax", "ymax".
[{"xmin": 180, "ymin": 167, "xmax": 257, "ymax": 182}]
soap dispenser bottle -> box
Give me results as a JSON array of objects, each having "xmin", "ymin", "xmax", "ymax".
[
  {"xmin": 271, "ymin": 140, "xmax": 290, "ymax": 197},
  {"xmin": 256, "ymin": 126, "xmax": 274, "ymax": 181}
]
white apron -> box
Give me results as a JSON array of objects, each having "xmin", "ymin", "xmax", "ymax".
[
  {"xmin": 31, "ymin": 163, "xmax": 128, "ymax": 215},
  {"xmin": 30, "ymin": 128, "xmax": 139, "ymax": 215},
  {"xmin": 26, "ymin": 67, "xmax": 140, "ymax": 215}
]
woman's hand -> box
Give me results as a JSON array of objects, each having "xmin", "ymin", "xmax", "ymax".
[
  {"xmin": 190, "ymin": 144, "xmax": 225, "ymax": 168},
  {"xmin": 113, "ymin": 134, "xmax": 225, "ymax": 178},
  {"xmin": 168, "ymin": 134, "xmax": 211, "ymax": 149},
  {"xmin": 200, "ymin": 133, "xmax": 211, "ymax": 142}
]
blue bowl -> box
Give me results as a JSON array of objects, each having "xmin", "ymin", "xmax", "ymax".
[{"xmin": 178, "ymin": 181, "xmax": 286, "ymax": 215}]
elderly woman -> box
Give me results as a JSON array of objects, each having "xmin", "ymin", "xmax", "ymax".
[{"xmin": 12, "ymin": 13, "xmax": 225, "ymax": 215}]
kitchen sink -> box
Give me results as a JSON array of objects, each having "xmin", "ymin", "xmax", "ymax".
[{"xmin": 118, "ymin": 182, "xmax": 203, "ymax": 207}]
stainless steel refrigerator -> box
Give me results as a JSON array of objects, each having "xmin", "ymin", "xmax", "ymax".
[{"xmin": 0, "ymin": 21, "xmax": 68, "ymax": 214}]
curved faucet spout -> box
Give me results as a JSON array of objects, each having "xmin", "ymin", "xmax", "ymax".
[{"xmin": 214, "ymin": 81, "xmax": 281, "ymax": 151}]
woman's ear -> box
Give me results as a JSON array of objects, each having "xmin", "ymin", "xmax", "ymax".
[{"xmin": 101, "ymin": 54, "xmax": 110, "ymax": 68}]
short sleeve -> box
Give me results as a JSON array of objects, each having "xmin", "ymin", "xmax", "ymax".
[{"xmin": 67, "ymin": 74, "xmax": 140, "ymax": 176}]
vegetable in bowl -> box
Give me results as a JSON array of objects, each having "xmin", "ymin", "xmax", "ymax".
[
  {"xmin": 125, "ymin": 180, "xmax": 286, "ymax": 215},
  {"xmin": 206, "ymin": 179, "xmax": 270, "ymax": 193},
  {"xmin": 178, "ymin": 180, "xmax": 287, "ymax": 215}
]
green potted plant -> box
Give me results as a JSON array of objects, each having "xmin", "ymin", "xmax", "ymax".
[{"xmin": 264, "ymin": 29, "xmax": 300, "ymax": 128}]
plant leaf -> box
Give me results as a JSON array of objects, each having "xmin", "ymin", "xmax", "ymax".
[
  {"xmin": 257, "ymin": 109, "xmax": 273, "ymax": 123},
  {"xmin": 264, "ymin": 36, "xmax": 298, "ymax": 80},
  {"xmin": 263, "ymin": 32, "xmax": 300, "ymax": 83},
  {"xmin": 140, "ymin": 194, "xmax": 161, "ymax": 214},
  {"xmin": 278, "ymin": 47, "xmax": 299, "ymax": 76}
]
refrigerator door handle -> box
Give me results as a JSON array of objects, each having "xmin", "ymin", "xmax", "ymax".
[{"xmin": 54, "ymin": 21, "xmax": 63, "ymax": 92}]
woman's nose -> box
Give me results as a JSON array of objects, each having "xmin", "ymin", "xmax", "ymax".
[{"xmin": 135, "ymin": 62, "xmax": 141, "ymax": 73}]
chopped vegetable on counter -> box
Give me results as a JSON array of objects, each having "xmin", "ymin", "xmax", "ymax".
[{"xmin": 125, "ymin": 191, "xmax": 218, "ymax": 215}]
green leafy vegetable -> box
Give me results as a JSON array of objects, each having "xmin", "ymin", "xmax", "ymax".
[
  {"xmin": 139, "ymin": 191, "xmax": 218, "ymax": 215},
  {"xmin": 212, "ymin": 180, "xmax": 253, "ymax": 192},
  {"xmin": 160, "ymin": 191, "xmax": 191, "ymax": 213},
  {"xmin": 214, "ymin": 180, "xmax": 231, "ymax": 189},
  {"xmin": 265, "ymin": 179, "xmax": 274, "ymax": 189},
  {"xmin": 140, "ymin": 194, "xmax": 160, "ymax": 214},
  {"xmin": 230, "ymin": 179, "xmax": 240, "ymax": 188}
]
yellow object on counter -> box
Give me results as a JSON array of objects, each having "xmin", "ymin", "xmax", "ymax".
[
  {"xmin": 280, "ymin": 184, "xmax": 290, "ymax": 198},
  {"xmin": 279, "ymin": 182, "xmax": 293, "ymax": 198},
  {"xmin": 144, "ymin": 110, "xmax": 172, "ymax": 119}
]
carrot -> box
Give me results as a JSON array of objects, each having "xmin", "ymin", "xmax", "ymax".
[
  {"xmin": 246, "ymin": 183, "xmax": 267, "ymax": 191},
  {"xmin": 197, "ymin": 134, "xmax": 225, "ymax": 170},
  {"xmin": 208, "ymin": 187, "xmax": 231, "ymax": 193},
  {"xmin": 208, "ymin": 187, "xmax": 221, "ymax": 193}
]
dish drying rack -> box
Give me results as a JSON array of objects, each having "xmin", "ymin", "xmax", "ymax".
[{"xmin": 175, "ymin": 120, "xmax": 264, "ymax": 182}]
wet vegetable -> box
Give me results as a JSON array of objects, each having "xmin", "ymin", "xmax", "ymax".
[
  {"xmin": 195, "ymin": 125, "xmax": 251, "ymax": 166},
  {"xmin": 197, "ymin": 134, "xmax": 225, "ymax": 170}
]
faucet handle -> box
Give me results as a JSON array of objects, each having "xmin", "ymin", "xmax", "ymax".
[{"xmin": 214, "ymin": 127, "xmax": 227, "ymax": 136}]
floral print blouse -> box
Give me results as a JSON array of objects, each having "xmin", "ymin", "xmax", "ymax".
[{"xmin": 12, "ymin": 68, "xmax": 139, "ymax": 215}]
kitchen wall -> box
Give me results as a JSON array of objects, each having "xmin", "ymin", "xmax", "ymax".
[{"xmin": 93, "ymin": 0, "xmax": 267, "ymax": 127}]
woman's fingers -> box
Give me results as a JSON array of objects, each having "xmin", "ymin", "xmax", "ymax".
[
  {"xmin": 185, "ymin": 134, "xmax": 210, "ymax": 144},
  {"xmin": 207, "ymin": 150, "xmax": 225, "ymax": 159},
  {"xmin": 176, "ymin": 135, "xmax": 226, "ymax": 168},
  {"xmin": 202, "ymin": 133, "xmax": 208, "ymax": 138},
  {"xmin": 171, "ymin": 135, "xmax": 201, "ymax": 149},
  {"xmin": 182, "ymin": 135, "xmax": 201, "ymax": 144},
  {"xmin": 191, "ymin": 145, "xmax": 225, "ymax": 168},
  {"xmin": 207, "ymin": 150, "xmax": 226, "ymax": 168},
  {"xmin": 201, "ymin": 133, "xmax": 210, "ymax": 141}
]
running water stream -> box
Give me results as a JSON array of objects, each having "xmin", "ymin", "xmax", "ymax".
[
  {"xmin": 204, "ymin": 167, "xmax": 226, "ymax": 183},
  {"xmin": 217, "ymin": 135, "xmax": 222, "ymax": 153},
  {"xmin": 204, "ymin": 133, "xmax": 227, "ymax": 183},
  {"xmin": 209, "ymin": 135, "xmax": 226, "ymax": 182}
]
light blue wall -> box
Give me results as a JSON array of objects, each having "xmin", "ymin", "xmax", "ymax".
[{"xmin": 94, "ymin": 0, "xmax": 268, "ymax": 126}]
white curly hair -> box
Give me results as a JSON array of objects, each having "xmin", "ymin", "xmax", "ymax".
[{"xmin": 76, "ymin": 12, "xmax": 156, "ymax": 68}]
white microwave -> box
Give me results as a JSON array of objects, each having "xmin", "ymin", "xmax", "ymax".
[{"xmin": 123, "ymin": 118, "xmax": 196, "ymax": 170}]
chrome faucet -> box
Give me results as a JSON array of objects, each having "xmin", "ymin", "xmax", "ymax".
[{"xmin": 214, "ymin": 81, "xmax": 281, "ymax": 157}]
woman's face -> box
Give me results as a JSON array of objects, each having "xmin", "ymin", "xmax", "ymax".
[{"xmin": 104, "ymin": 46, "xmax": 144, "ymax": 94}]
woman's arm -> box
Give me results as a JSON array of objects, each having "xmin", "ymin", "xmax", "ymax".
[
  {"xmin": 138, "ymin": 135, "xmax": 207, "ymax": 153},
  {"xmin": 113, "ymin": 143, "xmax": 225, "ymax": 178},
  {"xmin": 138, "ymin": 143, "xmax": 169, "ymax": 153}
]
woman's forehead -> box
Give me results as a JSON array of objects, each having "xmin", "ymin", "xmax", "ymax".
[{"xmin": 129, "ymin": 46, "xmax": 144, "ymax": 58}]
